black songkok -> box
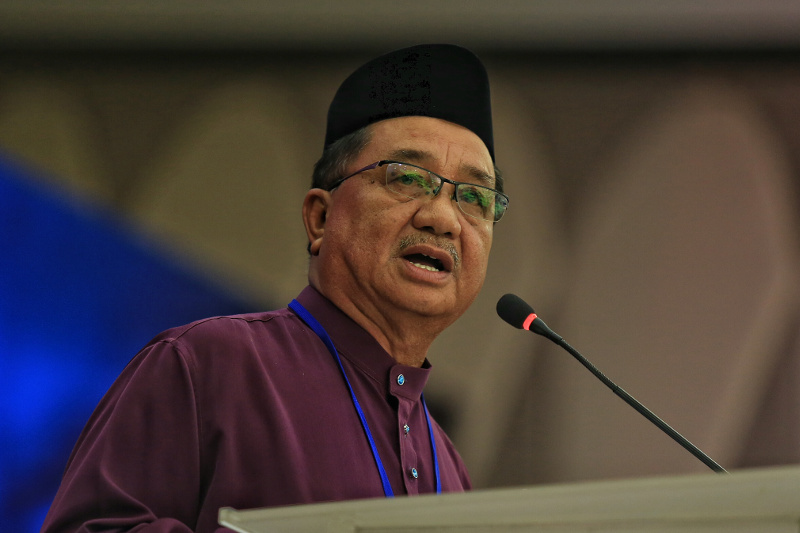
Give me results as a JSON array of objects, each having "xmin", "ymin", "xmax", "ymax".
[{"xmin": 324, "ymin": 44, "xmax": 494, "ymax": 161}]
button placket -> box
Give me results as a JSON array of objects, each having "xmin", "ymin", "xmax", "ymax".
[
  {"xmin": 396, "ymin": 397, "xmax": 420, "ymax": 494},
  {"xmin": 389, "ymin": 364, "xmax": 433, "ymax": 494}
]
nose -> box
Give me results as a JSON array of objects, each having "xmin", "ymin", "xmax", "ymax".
[{"xmin": 411, "ymin": 182, "xmax": 462, "ymax": 238}]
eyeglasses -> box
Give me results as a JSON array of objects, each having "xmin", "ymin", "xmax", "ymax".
[{"xmin": 329, "ymin": 160, "xmax": 509, "ymax": 222}]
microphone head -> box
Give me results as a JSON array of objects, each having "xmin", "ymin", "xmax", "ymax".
[{"xmin": 496, "ymin": 293, "xmax": 535, "ymax": 329}]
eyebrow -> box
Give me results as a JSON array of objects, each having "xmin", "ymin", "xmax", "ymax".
[{"xmin": 387, "ymin": 148, "xmax": 495, "ymax": 186}]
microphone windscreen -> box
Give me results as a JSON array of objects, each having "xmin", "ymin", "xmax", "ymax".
[{"xmin": 496, "ymin": 293, "xmax": 535, "ymax": 329}]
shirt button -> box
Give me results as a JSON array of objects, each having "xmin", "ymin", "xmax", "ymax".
[
  {"xmin": 403, "ymin": 424, "xmax": 410, "ymax": 435},
  {"xmin": 397, "ymin": 374, "xmax": 405, "ymax": 386},
  {"xmin": 410, "ymin": 467, "xmax": 419, "ymax": 479}
]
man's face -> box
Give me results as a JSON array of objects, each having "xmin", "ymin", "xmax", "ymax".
[{"xmin": 316, "ymin": 115, "xmax": 495, "ymax": 326}]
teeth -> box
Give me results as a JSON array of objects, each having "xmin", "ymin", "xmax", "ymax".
[{"xmin": 410, "ymin": 262, "xmax": 440, "ymax": 272}]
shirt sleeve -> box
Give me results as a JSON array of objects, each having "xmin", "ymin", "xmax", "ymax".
[{"xmin": 41, "ymin": 340, "xmax": 206, "ymax": 532}]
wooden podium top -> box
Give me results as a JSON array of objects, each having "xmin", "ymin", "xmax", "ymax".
[{"xmin": 219, "ymin": 465, "xmax": 800, "ymax": 533}]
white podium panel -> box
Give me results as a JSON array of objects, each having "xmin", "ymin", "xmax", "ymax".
[{"xmin": 219, "ymin": 466, "xmax": 800, "ymax": 533}]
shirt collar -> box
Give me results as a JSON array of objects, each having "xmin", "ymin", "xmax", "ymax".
[{"xmin": 294, "ymin": 286, "xmax": 431, "ymax": 400}]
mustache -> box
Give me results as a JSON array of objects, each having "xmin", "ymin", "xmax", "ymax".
[{"xmin": 397, "ymin": 234, "xmax": 460, "ymax": 269}]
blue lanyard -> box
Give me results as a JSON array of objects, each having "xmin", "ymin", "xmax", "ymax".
[{"xmin": 289, "ymin": 299, "xmax": 441, "ymax": 497}]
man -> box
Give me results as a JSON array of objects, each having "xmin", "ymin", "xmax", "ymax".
[{"xmin": 42, "ymin": 43, "xmax": 508, "ymax": 533}]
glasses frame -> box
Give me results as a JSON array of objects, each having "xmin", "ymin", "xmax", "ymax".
[{"xmin": 328, "ymin": 160, "xmax": 509, "ymax": 222}]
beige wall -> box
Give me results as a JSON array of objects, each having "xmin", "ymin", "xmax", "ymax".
[{"xmin": 2, "ymin": 50, "xmax": 799, "ymax": 487}]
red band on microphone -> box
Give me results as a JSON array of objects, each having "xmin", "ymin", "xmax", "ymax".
[{"xmin": 522, "ymin": 313, "xmax": 537, "ymax": 331}]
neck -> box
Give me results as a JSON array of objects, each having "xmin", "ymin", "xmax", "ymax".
[{"xmin": 311, "ymin": 280, "xmax": 447, "ymax": 368}]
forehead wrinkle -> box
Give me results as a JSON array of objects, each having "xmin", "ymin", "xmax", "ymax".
[
  {"xmin": 387, "ymin": 148, "xmax": 432, "ymax": 165},
  {"xmin": 387, "ymin": 148, "xmax": 494, "ymax": 186}
]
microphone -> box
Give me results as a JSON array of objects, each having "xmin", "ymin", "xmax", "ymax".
[{"xmin": 496, "ymin": 293, "xmax": 728, "ymax": 474}]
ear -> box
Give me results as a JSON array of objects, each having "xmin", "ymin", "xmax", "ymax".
[{"xmin": 302, "ymin": 188, "xmax": 331, "ymax": 256}]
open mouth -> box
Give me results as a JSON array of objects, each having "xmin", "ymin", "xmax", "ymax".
[{"xmin": 405, "ymin": 253, "xmax": 445, "ymax": 272}]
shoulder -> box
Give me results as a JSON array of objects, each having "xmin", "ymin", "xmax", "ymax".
[
  {"xmin": 133, "ymin": 306, "xmax": 310, "ymax": 367},
  {"xmin": 155, "ymin": 307, "xmax": 298, "ymax": 344}
]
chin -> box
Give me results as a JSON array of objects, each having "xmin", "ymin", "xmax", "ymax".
[{"xmin": 394, "ymin": 289, "xmax": 463, "ymax": 319}]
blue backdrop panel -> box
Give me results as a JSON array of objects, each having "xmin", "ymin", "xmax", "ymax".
[{"xmin": 0, "ymin": 155, "xmax": 259, "ymax": 533}]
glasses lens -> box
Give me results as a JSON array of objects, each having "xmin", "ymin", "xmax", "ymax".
[
  {"xmin": 385, "ymin": 163, "xmax": 437, "ymax": 198},
  {"xmin": 385, "ymin": 161, "xmax": 508, "ymax": 222},
  {"xmin": 456, "ymin": 184, "xmax": 505, "ymax": 222},
  {"xmin": 492, "ymin": 193, "xmax": 509, "ymax": 222}
]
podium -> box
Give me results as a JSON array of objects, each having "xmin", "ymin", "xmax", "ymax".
[{"xmin": 219, "ymin": 465, "xmax": 800, "ymax": 533}]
